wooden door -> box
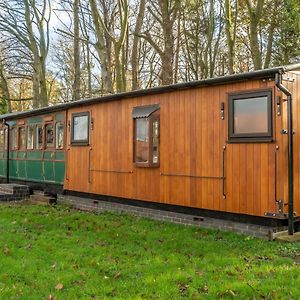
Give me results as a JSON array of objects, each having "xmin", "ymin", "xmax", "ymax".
[{"xmin": 224, "ymin": 90, "xmax": 276, "ymax": 216}]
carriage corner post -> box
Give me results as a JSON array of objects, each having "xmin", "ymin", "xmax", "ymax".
[
  {"xmin": 3, "ymin": 119, "xmax": 10, "ymax": 184},
  {"xmin": 275, "ymin": 72, "xmax": 294, "ymax": 235}
]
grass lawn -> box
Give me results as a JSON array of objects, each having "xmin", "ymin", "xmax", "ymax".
[{"xmin": 0, "ymin": 203, "xmax": 299, "ymax": 299}]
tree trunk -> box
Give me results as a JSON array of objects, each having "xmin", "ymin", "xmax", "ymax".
[
  {"xmin": 225, "ymin": 0, "xmax": 236, "ymax": 74},
  {"xmin": 73, "ymin": 0, "xmax": 81, "ymax": 101},
  {"xmin": 89, "ymin": 0, "xmax": 113, "ymax": 94},
  {"xmin": 131, "ymin": 0, "xmax": 146, "ymax": 90}
]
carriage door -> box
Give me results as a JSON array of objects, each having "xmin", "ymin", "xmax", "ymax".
[
  {"xmin": 65, "ymin": 110, "xmax": 92, "ymax": 192},
  {"xmin": 224, "ymin": 89, "xmax": 276, "ymax": 216}
]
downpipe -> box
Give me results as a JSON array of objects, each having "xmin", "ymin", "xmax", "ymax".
[
  {"xmin": 275, "ymin": 73, "xmax": 294, "ymax": 235},
  {"xmin": 2, "ymin": 119, "xmax": 9, "ymax": 183}
]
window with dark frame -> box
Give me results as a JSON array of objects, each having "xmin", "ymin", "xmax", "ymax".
[
  {"xmin": 132, "ymin": 104, "xmax": 160, "ymax": 167},
  {"xmin": 36, "ymin": 125, "xmax": 43, "ymax": 150},
  {"xmin": 228, "ymin": 90, "xmax": 273, "ymax": 142},
  {"xmin": 45, "ymin": 123, "xmax": 54, "ymax": 148},
  {"xmin": 27, "ymin": 126, "xmax": 34, "ymax": 150},
  {"xmin": 11, "ymin": 127, "xmax": 18, "ymax": 150},
  {"xmin": 19, "ymin": 127, "xmax": 26, "ymax": 150},
  {"xmin": 71, "ymin": 112, "xmax": 90, "ymax": 145},
  {"xmin": 55, "ymin": 122, "xmax": 64, "ymax": 149},
  {"xmin": 0, "ymin": 129, "xmax": 4, "ymax": 151}
]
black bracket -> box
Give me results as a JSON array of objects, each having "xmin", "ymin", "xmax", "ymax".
[
  {"xmin": 276, "ymin": 199, "xmax": 284, "ymax": 213},
  {"xmin": 280, "ymin": 129, "xmax": 295, "ymax": 135}
]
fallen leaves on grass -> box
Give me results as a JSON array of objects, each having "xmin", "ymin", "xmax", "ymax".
[
  {"xmin": 113, "ymin": 272, "xmax": 121, "ymax": 279},
  {"xmin": 55, "ymin": 283, "xmax": 64, "ymax": 290},
  {"xmin": 3, "ymin": 247, "xmax": 10, "ymax": 256}
]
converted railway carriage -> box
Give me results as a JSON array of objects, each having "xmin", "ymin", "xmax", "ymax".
[{"xmin": 1, "ymin": 65, "xmax": 300, "ymax": 233}]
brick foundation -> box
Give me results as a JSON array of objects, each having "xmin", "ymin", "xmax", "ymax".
[{"xmin": 57, "ymin": 195, "xmax": 287, "ymax": 240}]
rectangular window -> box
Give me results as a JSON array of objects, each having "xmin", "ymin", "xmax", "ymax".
[
  {"xmin": 55, "ymin": 122, "xmax": 64, "ymax": 149},
  {"xmin": 0, "ymin": 129, "xmax": 4, "ymax": 151},
  {"xmin": 19, "ymin": 127, "xmax": 26, "ymax": 150},
  {"xmin": 11, "ymin": 127, "xmax": 18, "ymax": 150},
  {"xmin": 228, "ymin": 90, "xmax": 272, "ymax": 142},
  {"xmin": 135, "ymin": 118, "xmax": 149, "ymax": 163},
  {"xmin": 71, "ymin": 112, "xmax": 90, "ymax": 145},
  {"xmin": 27, "ymin": 126, "xmax": 34, "ymax": 150},
  {"xmin": 4, "ymin": 128, "xmax": 7, "ymax": 150},
  {"xmin": 45, "ymin": 124, "xmax": 54, "ymax": 148},
  {"xmin": 36, "ymin": 125, "xmax": 43, "ymax": 149},
  {"xmin": 132, "ymin": 104, "xmax": 160, "ymax": 167}
]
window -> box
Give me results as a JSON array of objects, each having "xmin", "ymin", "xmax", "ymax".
[
  {"xmin": 36, "ymin": 125, "xmax": 43, "ymax": 149},
  {"xmin": 4, "ymin": 128, "xmax": 7, "ymax": 150},
  {"xmin": 19, "ymin": 127, "xmax": 26, "ymax": 150},
  {"xmin": 11, "ymin": 127, "xmax": 17, "ymax": 150},
  {"xmin": 0, "ymin": 129, "xmax": 4, "ymax": 151},
  {"xmin": 71, "ymin": 112, "xmax": 90, "ymax": 145},
  {"xmin": 27, "ymin": 126, "xmax": 34, "ymax": 150},
  {"xmin": 228, "ymin": 90, "xmax": 272, "ymax": 142},
  {"xmin": 55, "ymin": 122, "xmax": 64, "ymax": 149},
  {"xmin": 132, "ymin": 104, "xmax": 160, "ymax": 167},
  {"xmin": 45, "ymin": 124, "xmax": 54, "ymax": 148}
]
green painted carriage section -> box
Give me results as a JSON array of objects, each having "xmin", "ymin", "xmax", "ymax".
[
  {"xmin": 0, "ymin": 150, "xmax": 65, "ymax": 184},
  {"xmin": 0, "ymin": 113, "xmax": 66, "ymax": 185}
]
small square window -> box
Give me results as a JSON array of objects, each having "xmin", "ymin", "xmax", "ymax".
[
  {"xmin": 228, "ymin": 90, "xmax": 273, "ymax": 143},
  {"xmin": 71, "ymin": 112, "xmax": 90, "ymax": 145}
]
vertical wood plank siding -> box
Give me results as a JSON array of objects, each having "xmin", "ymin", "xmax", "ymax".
[{"xmin": 64, "ymin": 76, "xmax": 300, "ymax": 217}]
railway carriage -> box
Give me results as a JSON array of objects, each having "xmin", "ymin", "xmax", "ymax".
[{"xmin": 1, "ymin": 64, "xmax": 300, "ymax": 233}]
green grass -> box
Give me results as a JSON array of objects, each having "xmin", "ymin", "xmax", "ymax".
[{"xmin": 0, "ymin": 203, "xmax": 299, "ymax": 299}]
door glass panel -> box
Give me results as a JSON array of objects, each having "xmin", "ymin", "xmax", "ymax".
[{"xmin": 233, "ymin": 96, "xmax": 268, "ymax": 134}]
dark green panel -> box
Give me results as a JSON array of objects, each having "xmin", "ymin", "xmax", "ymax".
[
  {"xmin": 44, "ymin": 161, "xmax": 55, "ymax": 182},
  {"xmin": 55, "ymin": 151, "xmax": 65, "ymax": 161},
  {"xmin": 28, "ymin": 116, "xmax": 43, "ymax": 124},
  {"xmin": 0, "ymin": 159, "xmax": 5, "ymax": 177},
  {"xmin": 18, "ymin": 151, "xmax": 26, "ymax": 159},
  {"xmin": 44, "ymin": 151, "xmax": 54, "ymax": 160},
  {"xmin": 55, "ymin": 114, "xmax": 65, "ymax": 121},
  {"xmin": 26, "ymin": 160, "xmax": 43, "ymax": 182},
  {"xmin": 9, "ymin": 160, "xmax": 18, "ymax": 178},
  {"xmin": 18, "ymin": 160, "xmax": 26, "ymax": 179},
  {"xmin": 10, "ymin": 151, "xmax": 18, "ymax": 159},
  {"xmin": 54, "ymin": 161, "xmax": 65, "ymax": 184},
  {"xmin": 27, "ymin": 151, "xmax": 43, "ymax": 160}
]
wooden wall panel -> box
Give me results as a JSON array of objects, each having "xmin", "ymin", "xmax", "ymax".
[{"xmin": 64, "ymin": 77, "xmax": 293, "ymax": 218}]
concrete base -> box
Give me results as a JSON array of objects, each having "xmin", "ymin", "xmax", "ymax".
[{"xmin": 273, "ymin": 230, "xmax": 300, "ymax": 242}]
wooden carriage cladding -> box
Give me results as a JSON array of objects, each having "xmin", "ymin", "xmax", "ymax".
[{"xmin": 1, "ymin": 64, "xmax": 300, "ymax": 231}]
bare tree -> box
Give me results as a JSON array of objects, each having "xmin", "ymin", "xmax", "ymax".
[
  {"xmin": 73, "ymin": 0, "xmax": 81, "ymax": 100},
  {"xmin": 140, "ymin": 0, "xmax": 180, "ymax": 85},
  {"xmin": 0, "ymin": 0, "xmax": 51, "ymax": 108}
]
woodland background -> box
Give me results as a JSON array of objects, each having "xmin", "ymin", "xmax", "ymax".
[{"xmin": 0, "ymin": 0, "xmax": 299, "ymax": 113}]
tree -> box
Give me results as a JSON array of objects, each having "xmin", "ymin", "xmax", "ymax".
[
  {"xmin": 0, "ymin": 0, "xmax": 51, "ymax": 108},
  {"xmin": 140, "ymin": 0, "xmax": 180, "ymax": 85}
]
